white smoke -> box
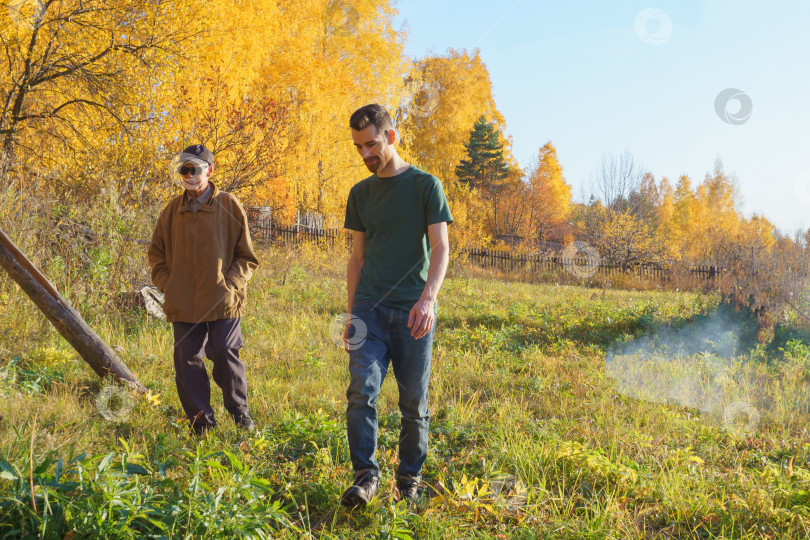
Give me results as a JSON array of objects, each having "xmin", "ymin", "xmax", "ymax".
[{"xmin": 605, "ymin": 308, "xmax": 763, "ymax": 436}]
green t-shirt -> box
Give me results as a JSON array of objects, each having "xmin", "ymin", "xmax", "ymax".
[{"xmin": 344, "ymin": 165, "xmax": 453, "ymax": 311}]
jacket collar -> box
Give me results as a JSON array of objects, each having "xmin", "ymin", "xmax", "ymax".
[{"xmin": 180, "ymin": 182, "xmax": 219, "ymax": 213}]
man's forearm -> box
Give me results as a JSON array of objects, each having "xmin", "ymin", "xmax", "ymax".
[
  {"xmin": 419, "ymin": 240, "xmax": 449, "ymax": 304},
  {"xmin": 347, "ymin": 256, "xmax": 363, "ymax": 313}
]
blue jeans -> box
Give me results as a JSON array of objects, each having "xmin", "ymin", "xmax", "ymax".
[{"xmin": 346, "ymin": 300, "xmax": 434, "ymax": 480}]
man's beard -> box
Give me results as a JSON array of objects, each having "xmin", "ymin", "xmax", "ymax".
[{"xmin": 364, "ymin": 154, "xmax": 387, "ymax": 173}]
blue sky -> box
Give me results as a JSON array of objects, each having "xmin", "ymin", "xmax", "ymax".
[{"xmin": 394, "ymin": 0, "xmax": 810, "ymax": 234}]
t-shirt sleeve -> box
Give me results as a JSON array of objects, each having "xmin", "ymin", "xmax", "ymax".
[
  {"xmin": 344, "ymin": 186, "xmax": 365, "ymax": 231},
  {"xmin": 425, "ymin": 177, "xmax": 454, "ymax": 226}
]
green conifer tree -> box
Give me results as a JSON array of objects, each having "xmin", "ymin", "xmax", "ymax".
[{"xmin": 455, "ymin": 116, "xmax": 510, "ymax": 192}]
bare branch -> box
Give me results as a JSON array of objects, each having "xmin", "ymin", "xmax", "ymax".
[{"xmin": 588, "ymin": 149, "xmax": 647, "ymax": 212}]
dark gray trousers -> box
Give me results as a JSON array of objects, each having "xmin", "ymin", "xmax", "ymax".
[{"xmin": 172, "ymin": 318, "xmax": 248, "ymax": 429}]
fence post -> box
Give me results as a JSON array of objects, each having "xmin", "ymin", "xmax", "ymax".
[{"xmin": 0, "ymin": 227, "xmax": 146, "ymax": 392}]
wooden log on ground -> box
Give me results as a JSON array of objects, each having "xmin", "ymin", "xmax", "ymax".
[{"xmin": 0, "ymin": 226, "xmax": 146, "ymax": 393}]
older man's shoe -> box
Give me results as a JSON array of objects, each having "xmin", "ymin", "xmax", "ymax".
[{"xmin": 233, "ymin": 413, "xmax": 255, "ymax": 432}]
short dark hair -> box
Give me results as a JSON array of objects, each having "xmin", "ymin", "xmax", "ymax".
[{"xmin": 349, "ymin": 104, "xmax": 393, "ymax": 132}]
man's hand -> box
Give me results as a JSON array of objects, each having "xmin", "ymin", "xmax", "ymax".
[
  {"xmin": 407, "ymin": 222, "xmax": 448, "ymax": 340},
  {"xmin": 408, "ymin": 298, "xmax": 435, "ymax": 339}
]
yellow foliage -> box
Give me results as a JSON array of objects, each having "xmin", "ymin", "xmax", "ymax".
[
  {"xmin": 1, "ymin": 0, "xmax": 410, "ymax": 220},
  {"xmin": 397, "ymin": 49, "xmax": 507, "ymax": 244},
  {"xmin": 526, "ymin": 142, "xmax": 572, "ymax": 241},
  {"xmin": 591, "ymin": 208, "xmax": 661, "ymax": 266},
  {"xmin": 0, "ymin": 0, "xmax": 202, "ymax": 196},
  {"xmin": 32, "ymin": 345, "xmax": 74, "ymax": 367},
  {"xmin": 246, "ymin": 0, "xmax": 409, "ymax": 218},
  {"xmin": 663, "ymin": 167, "xmax": 775, "ymax": 263},
  {"xmin": 398, "ymin": 48, "xmax": 507, "ymax": 186},
  {"xmin": 656, "ymin": 177, "xmax": 680, "ymax": 258}
]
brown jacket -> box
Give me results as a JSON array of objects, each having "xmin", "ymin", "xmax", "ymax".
[{"xmin": 147, "ymin": 182, "xmax": 259, "ymax": 323}]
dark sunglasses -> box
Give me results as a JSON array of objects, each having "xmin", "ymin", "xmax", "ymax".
[{"xmin": 178, "ymin": 163, "xmax": 207, "ymax": 176}]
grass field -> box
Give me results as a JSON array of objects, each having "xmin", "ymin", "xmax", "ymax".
[{"xmin": 1, "ymin": 243, "xmax": 810, "ymax": 539}]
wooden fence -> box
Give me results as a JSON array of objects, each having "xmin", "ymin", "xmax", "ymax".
[
  {"xmin": 247, "ymin": 218, "xmax": 350, "ymax": 249},
  {"xmin": 464, "ymin": 247, "xmax": 722, "ymax": 281},
  {"xmin": 244, "ymin": 214, "xmax": 722, "ymax": 282}
]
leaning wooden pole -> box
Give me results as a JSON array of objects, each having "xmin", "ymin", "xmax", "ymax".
[{"xmin": 0, "ymin": 226, "xmax": 146, "ymax": 393}]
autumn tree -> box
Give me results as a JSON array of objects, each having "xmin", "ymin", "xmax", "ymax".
[
  {"xmin": 574, "ymin": 200, "xmax": 663, "ymax": 268},
  {"xmin": 526, "ymin": 141, "xmax": 572, "ymax": 243},
  {"xmin": 396, "ymin": 48, "xmax": 508, "ymax": 248},
  {"xmin": 170, "ymin": 71, "xmax": 294, "ymax": 219},
  {"xmin": 244, "ymin": 0, "xmax": 409, "ymax": 218},
  {"xmin": 627, "ymin": 172, "xmax": 660, "ymax": 224},
  {"xmin": 0, "ymin": 0, "xmax": 199, "ymax": 188},
  {"xmin": 654, "ymin": 176, "xmax": 680, "ymax": 259},
  {"xmin": 494, "ymin": 169, "xmax": 531, "ymax": 242},
  {"xmin": 669, "ymin": 174, "xmax": 695, "ymax": 249},
  {"xmin": 397, "ymin": 49, "xmax": 506, "ymax": 185},
  {"xmin": 576, "ymin": 150, "xmax": 665, "ymax": 266},
  {"xmin": 672, "ymin": 163, "xmax": 746, "ymax": 262}
]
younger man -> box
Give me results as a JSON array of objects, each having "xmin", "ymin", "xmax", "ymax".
[{"xmin": 341, "ymin": 105, "xmax": 453, "ymax": 506}]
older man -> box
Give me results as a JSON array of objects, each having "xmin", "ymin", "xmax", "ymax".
[{"xmin": 148, "ymin": 144, "xmax": 259, "ymax": 435}]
